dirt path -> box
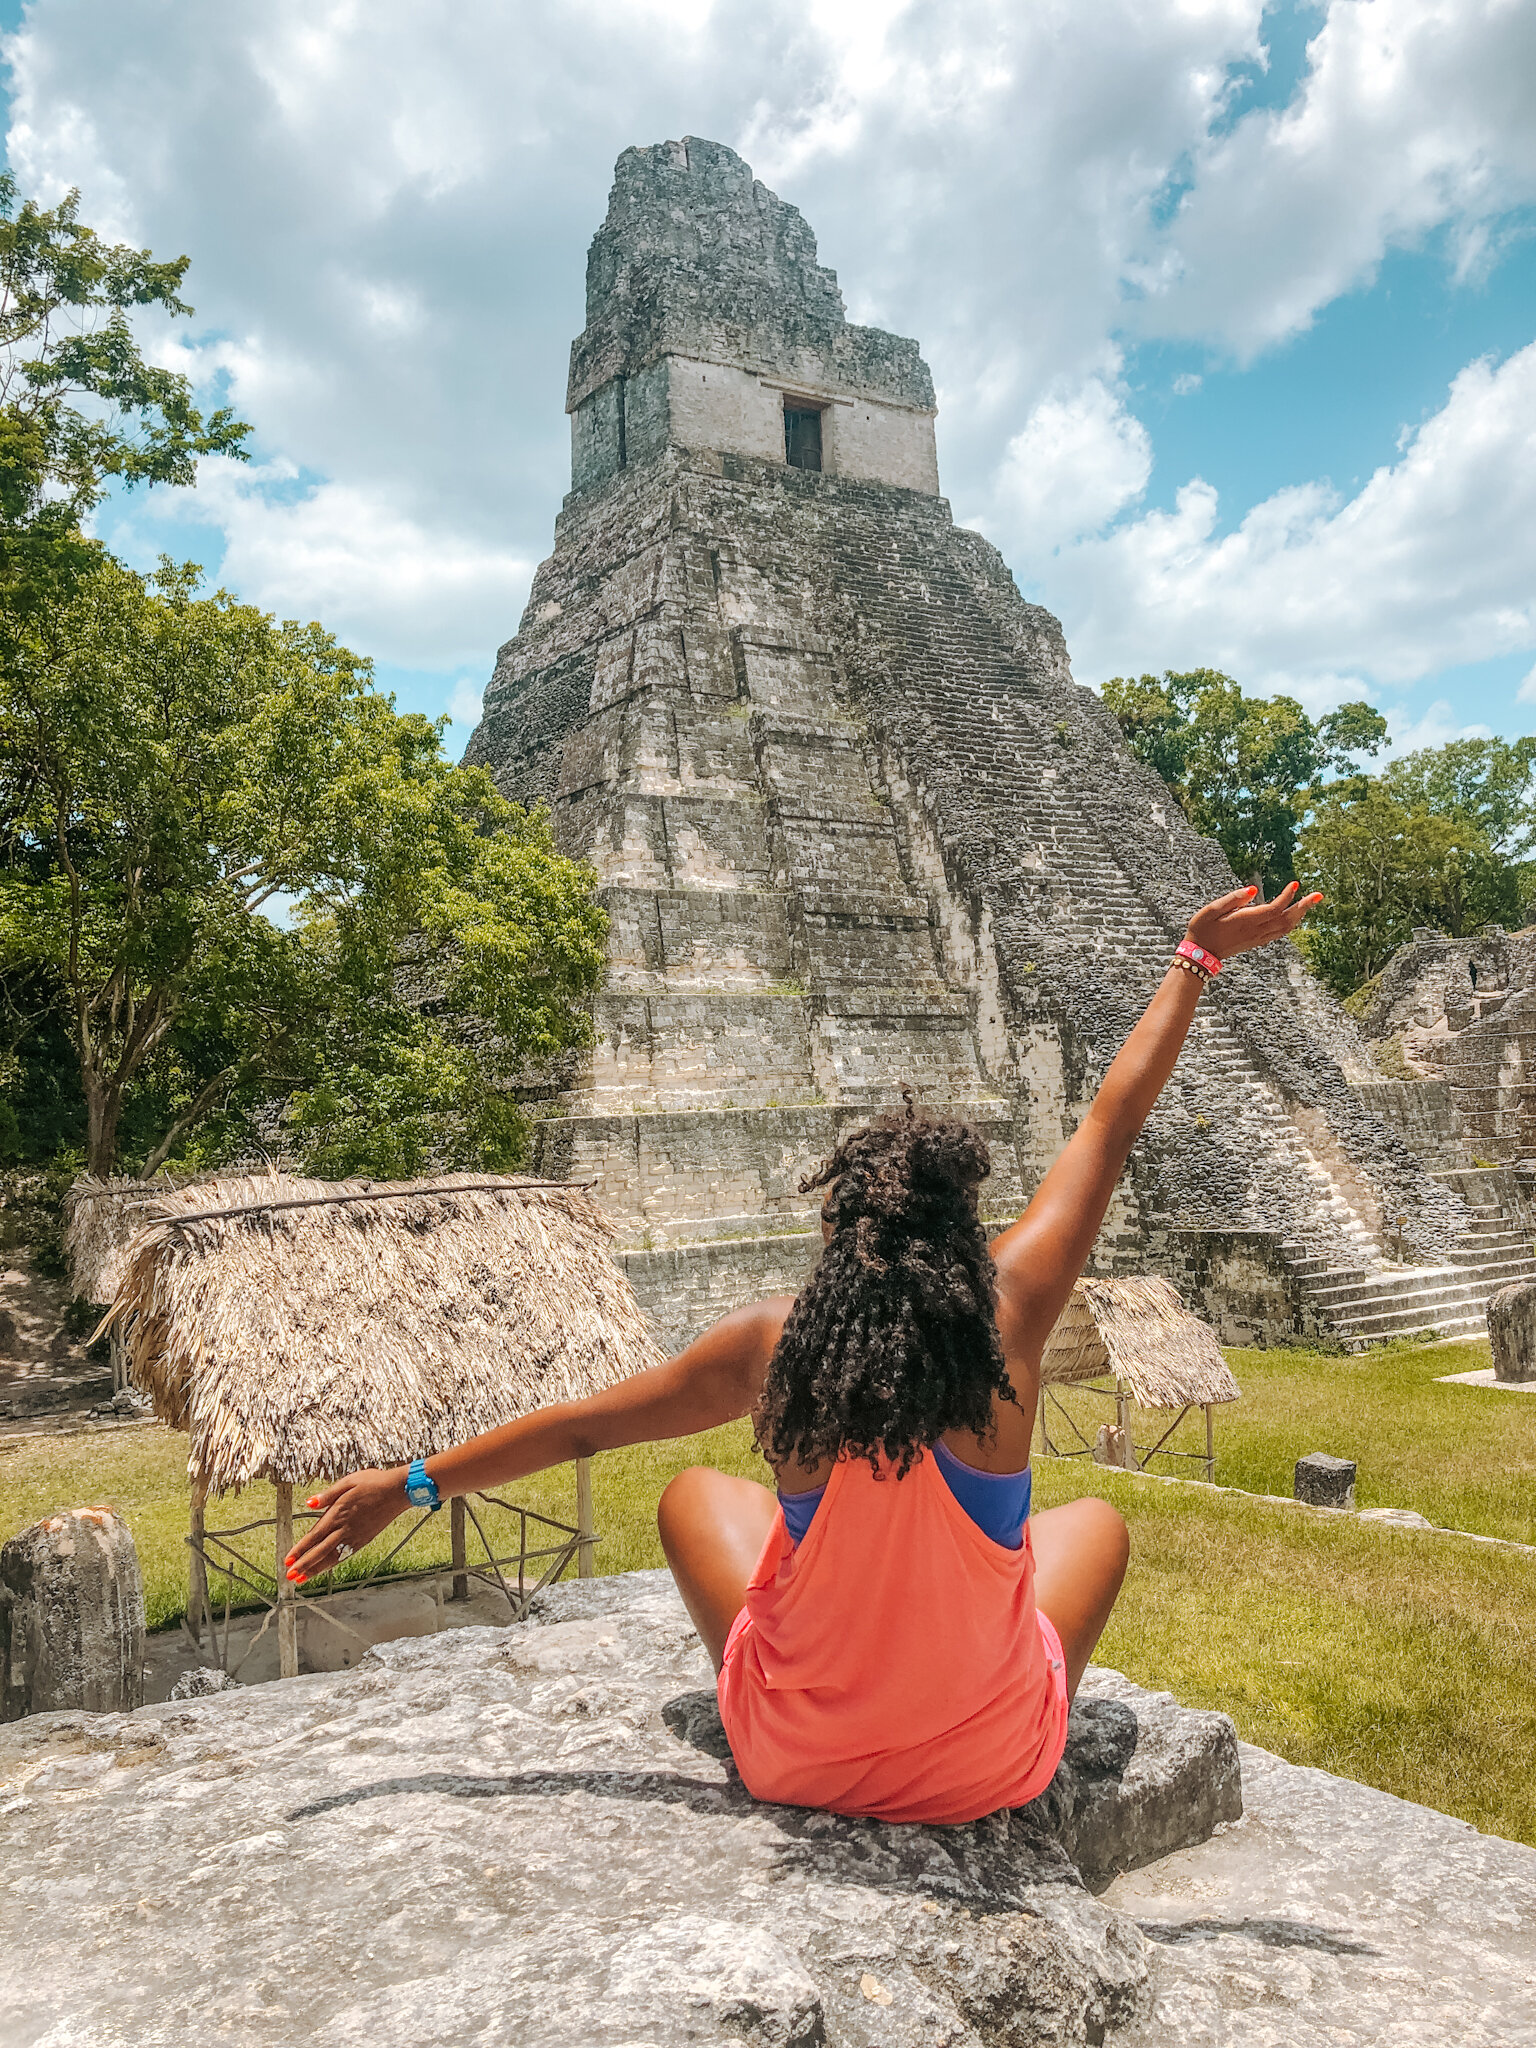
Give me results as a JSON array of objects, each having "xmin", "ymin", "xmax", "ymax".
[{"xmin": 0, "ymin": 1253, "xmax": 114, "ymax": 1429}]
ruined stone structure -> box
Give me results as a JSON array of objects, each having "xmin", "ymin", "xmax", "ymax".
[
  {"xmin": 467, "ymin": 137, "xmax": 1536, "ymax": 1351},
  {"xmin": 1355, "ymin": 925, "xmax": 1536, "ymax": 1163}
]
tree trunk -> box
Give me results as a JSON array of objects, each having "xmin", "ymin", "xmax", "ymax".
[{"xmin": 82, "ymin": 1074, "xmax": 123, "ymax": 1180}]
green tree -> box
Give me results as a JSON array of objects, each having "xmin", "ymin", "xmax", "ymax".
[
  {"xmin": 1381, "ymin": 737, "xmax": 1536, "ymax": 862},
  {"xmin": 1296, "ymin": 785, "xmax": 1517, "ymax": 995},
  {"xmin": 0, "ymin": 175, "xmax": 248, "ymax": 628},
  {"xmin": 0, "ymin": 557, "xmax": 606, "ymax": 1178},
  {"xmin": 1101, "ymin": 667, "xmax": 1388, "ymax": 893},
  {"xmin": 1295, "ymin": 735, "xmax": 1536, "ymax": 993}
]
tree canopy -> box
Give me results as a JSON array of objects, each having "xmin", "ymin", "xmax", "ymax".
[
  {"xmin": 1296, "ymin": 738, "xmax": 1536, "ymax": 993},
  {"xmin": 0, "ymin": 557, "xmax": 606, "ymax": 1179},
  {"xmin": 1101, "ymin": 667, "xmax": 1387, "ymax": 894},
  {"xmin": 0, "ymin": 175, "xmax": 248, "ymax": 628}
]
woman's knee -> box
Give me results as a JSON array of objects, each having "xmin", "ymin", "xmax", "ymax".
[
  {"xmin": 1040, "ymin": 1494, "xmax": 1128, "ymax": 1584},
  {"xmin": 657, "ymin": 1465, "xmax": 712, "ymax": 1547},
  {"xmin": 1080, "ymin": 1496, "xmax": 1130, "ymax": 1582}
]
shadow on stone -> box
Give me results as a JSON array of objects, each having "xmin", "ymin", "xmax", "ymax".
[
  {"xmin": 662, "ymin": 1686, "xmax": 735, "ymax": 1762},
  {"xmin": 1141, "ymin": 1915, "xmax": 1379, "ymax": 1957}
]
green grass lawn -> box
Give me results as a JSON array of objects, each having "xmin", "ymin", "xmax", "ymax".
[
  {"xmin": 1046, "ymin": 1332, "xmax": 1536, "ymax": 1543},
  {"xmin": 4, "ymin": 1334, "xmax": 1534, "ymax": 1844}
]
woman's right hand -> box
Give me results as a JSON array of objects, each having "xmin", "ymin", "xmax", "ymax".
[
  {"xmin": 1185, "ymin": 880, "xmax": 1322, "ymax": 962},
  {"xmin": 285, "ymin": 1467, "xmax": 409, "ymax": 1583}
]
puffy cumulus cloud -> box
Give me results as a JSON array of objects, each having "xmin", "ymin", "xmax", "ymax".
[
  {"xmin": 1381, "ymin": 700, "xmax": 1492, "ymax": 753},
  {"xmin": 5, "ymin": 0, "xmax": 1534, "ymax": 703},
  {"xmin": 988, "ymin": 374, "xmax": 1151, "ymax": 555},
  {"xmin": 124, "ymin": 457, "xmax": 535, "ymax": 669},
  {"xmin": 1138, "ymin": 0, "xmax": 1536, "ymax": 355},
  {"xmin": 1046, "ymin": 341, "xmax": 1536, "ymax": 694}
]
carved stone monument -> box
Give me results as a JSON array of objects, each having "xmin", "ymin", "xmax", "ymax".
[{"xmin": 0, "ymin": 1506, "xmax": 144, "ymax": 1720}]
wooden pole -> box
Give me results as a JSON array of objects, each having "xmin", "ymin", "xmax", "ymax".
[
  {"xmin": 187, "ymin": 1474, "xmax": 209, "ymax": 1651},
  {"xmin": 1115, "ymin": 1386, "xmax": 1134, "ymax": 1470},
  {"xmin": 110, "ymin": 1327, "xmax": 126, "ymax": 1395},
  {"xmin": 575, "ymin": 1456, "xmax": 595, "ymax": 1580},
  {"xmin": 450, "ymin": 1495, "xmax": 468, "ymax": 1603},
  {"xmin": 1205, "ymin": 1403, "xmax": 1215, "ymax": 1484},
  {"xmin": 275, "ymin": 1483, "xmax": 298, "ymax": 1680}
]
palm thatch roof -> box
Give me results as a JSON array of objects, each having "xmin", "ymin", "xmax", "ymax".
[
  {"xmin": 63, "ymin": 1174, "xmax": 203, "ymax": 1306},
  {"xmin": 1040, "ymin": 1276, "xmax": 1239, "ymax": 1410},
  {"xmin": 107, "ymin": 1171, "xmax": 664, "ymax": 1494}
]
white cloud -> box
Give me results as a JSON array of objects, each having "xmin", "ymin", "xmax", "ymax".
[
  {"xmin": 1381, "ymin": 699, "xmax": 1491, "ymax": 755},
  {"xmin": 447, "ymin": 675, "xmax": 486, "ymax": 735},
  {"xmin": 4, "ymin": 0, "xmax": 1534, "ymax": 719},
  {"xmin": 1048, "ymin": 341, "xmax": 1536, "ymax": 694},
  {"xmin": 1136, "ymin": 0, "xmax": 1536, "ymax": 355},
  {"xmin": 990, "ymin": 375, "xmax": 1151, "ymax": 554},
  {"xmin": 124, "ymin": 457, "xmax": 534, "ymax": 669},
  {"xmin": 1517, "ymin": 663, "xmax": 1536, "ymax": 706}
]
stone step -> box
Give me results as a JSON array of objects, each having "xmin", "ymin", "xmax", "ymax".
[
  {"xmin": 1306, "ymin": 1259, "xmax": 1536, "ymax": 1304},
  {"xmin": 1311, "ymin": 1272, "xmax": 1536, "ymax": 1320}
]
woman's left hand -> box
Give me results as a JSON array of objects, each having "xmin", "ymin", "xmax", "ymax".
[
  {"xmin": 1186, "ymin": 881, "xmax": 1322, "ymax": 962},
  {"xmin": 284, "ymin": 1467, "xmax": 407, "ymax": 1583}
]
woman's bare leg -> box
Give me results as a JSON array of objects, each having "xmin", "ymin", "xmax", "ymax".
[
  {"xmin": 1030, "ymin": 1497, "xmax": 1129, "ymax": 1700},
  {"xmin": 657, "ymin": 1466, "xmax": 780, "ymax": 1671}
]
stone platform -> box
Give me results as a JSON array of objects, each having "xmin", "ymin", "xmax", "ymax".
[{"xmin": 3, "ymin": 1570, "xmax": 1531, "ymax": 2044}]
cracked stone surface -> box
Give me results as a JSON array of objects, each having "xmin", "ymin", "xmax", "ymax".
[{"xmin": 0, "ymin": 1570, "xmax": 1529, "ymax": 2045}]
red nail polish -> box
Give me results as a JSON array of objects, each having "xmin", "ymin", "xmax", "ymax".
[{"xmin": 306, "ymin": 1498, "xmax": 320, "ymax": 1509}]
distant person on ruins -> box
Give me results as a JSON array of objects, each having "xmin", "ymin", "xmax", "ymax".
[{"xmin": 288, "ymin": 882, "xmax": 1320, "ymax": 1825}]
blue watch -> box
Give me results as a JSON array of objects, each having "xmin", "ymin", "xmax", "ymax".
[{"xmin": 405, "ymin": 1457, "xmax": 442, "ymax": 1511}]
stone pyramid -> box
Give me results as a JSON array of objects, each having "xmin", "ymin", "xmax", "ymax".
[{"xmin": 467, "ymin": 136, "xmax": 1536, "ymax": 1351}]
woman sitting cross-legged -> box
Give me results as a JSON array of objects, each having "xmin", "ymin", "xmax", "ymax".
[{"xmin": 286, "ymin": 882, "xmax": 1319, "ymax": 1826}]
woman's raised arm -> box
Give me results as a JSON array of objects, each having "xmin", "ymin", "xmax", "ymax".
[
  {"xmin": 284, "ymin": 1296, "xmax": 792, "ymax": 1582},
  {"xmin": 990, "ymin": 882, "xmax": 1321, "ymax": 1380}
]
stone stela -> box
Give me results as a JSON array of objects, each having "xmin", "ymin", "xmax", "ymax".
[{"xmin": 465, "ymin": 135, "xmax": 1536, "ymax": 1357}]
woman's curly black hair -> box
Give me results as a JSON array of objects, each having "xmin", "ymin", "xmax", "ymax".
[{"xmin": 755, "ymin": 1094, "xmax": 1018, "ymax": 1476}]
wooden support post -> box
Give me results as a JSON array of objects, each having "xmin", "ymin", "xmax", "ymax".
[
  {"xmin": 186, "ymin": 1474, "xmax": 209, "ymax": 1651},
  {"xmin": 274, "ymin": 1483, "xmax": 298, "ymax": 1680},
  {"xmin": 450, "ymin": 1495, "xmax": 468, "ymax": 1603},
  {"xmin": 110, "ymin": 1327, "xmax": 126, "ymax": 1396},
  {"xmin": 1205, "ymin": 1403, "xmax": 1215, "ymax": 1485},
  {"xmin": 1036, "ymin": 1386, "xmax": 1048, "ymax": 1459},
  {"xmin": 575, "ymin": 1456, "xmax": 595, "ymax": 1580},
  {"xmin": 1115, "ymin": 1386, "xmax": 1135, "ymax": 1470}
]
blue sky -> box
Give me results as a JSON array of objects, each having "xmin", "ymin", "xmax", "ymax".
[{"xmin": 6, "ymin": 0, "xmax": 1534, "ymax": 759}]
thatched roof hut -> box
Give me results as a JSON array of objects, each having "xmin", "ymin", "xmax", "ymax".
[
  {"xmin": 108, "ymin": 1171, "xmax": 663, "ymax": 1495},
  {"xmin": 1041, "ymin": 1276, "xmax": 1239, "ymax": 1410},
  {"xmin": 63, "ymin": 1174, "xmax": 199, "ymax": 1306}
]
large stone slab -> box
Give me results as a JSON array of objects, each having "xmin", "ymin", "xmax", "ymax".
[
  {"xmin": 1108, "ymin": 1742, "xmax": 1536, "ymax": 2046},
  {"xmin": 0, "ymin": 1570, "xmax": 1243, "ymax": 2047}
]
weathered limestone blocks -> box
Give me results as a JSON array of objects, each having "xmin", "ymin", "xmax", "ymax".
[
  {"xmin": 1294, "ymin": 1452, "xmax": 1357, "ymax": 1510},
  {"xmin": 1488, "ymin": 1278, "xmax": 1536, "ymax": 1382},
  {"xmin": 0, "ymin": 1507, "xmax": 144, "ymax": 1720},
  {"xmin": 590, "ymin": 988, "xmax": 815, "ymax": 1111},
  {"xmin": 0, "ymin": 1570, "xmax": 1246, "ymax": 2046}
]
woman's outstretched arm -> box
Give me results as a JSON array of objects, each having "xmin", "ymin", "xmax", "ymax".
[
  {"xmin": 990, "ymin": 881, "xmax": 1321, "ymax": 1379},
  {"xmin": 283, "ymin": 1296, "xmax": 792, "ymax": 1582}
]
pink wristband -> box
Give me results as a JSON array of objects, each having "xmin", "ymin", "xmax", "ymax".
[{"xmin": 1176, "ymin": 938, "xmax": 1223, "ymax": 976}]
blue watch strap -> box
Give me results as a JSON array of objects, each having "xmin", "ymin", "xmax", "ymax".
[{"xmin": 405, "ymin": 1456, "xmax": 442, "ymax": 1511}]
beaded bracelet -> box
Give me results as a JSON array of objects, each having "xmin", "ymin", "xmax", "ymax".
[
  {"xmin": 1171, "ymin": 955, "xmax": 1211, "ymax": 988},
  {"xmin": 1176, "ymin": 938, "xmax": 1223, "ymax": 977}
]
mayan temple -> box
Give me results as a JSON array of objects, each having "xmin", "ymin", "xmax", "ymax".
[{"xmin": 466, "ymin": 136, "xmax": 1536, "ymax": 1352}]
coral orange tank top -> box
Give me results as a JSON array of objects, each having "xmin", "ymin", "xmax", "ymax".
[{"xmin": 716, "ymin": 1448, "xmax": 1070, "ymax": 1825}]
